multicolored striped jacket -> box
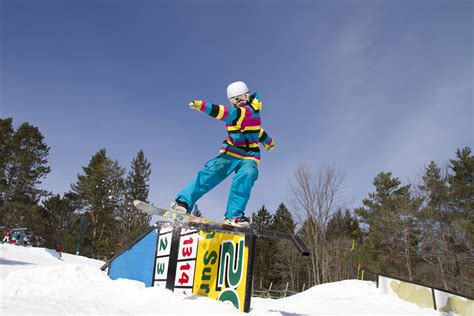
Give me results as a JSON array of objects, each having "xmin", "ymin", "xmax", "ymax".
[{"xmin": 193, "ymin": 92, "xmax": 275, "ymax": 164}]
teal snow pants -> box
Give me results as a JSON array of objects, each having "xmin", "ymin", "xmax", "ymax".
[{"xmin": 176, "ymin": 154, "xmax": 258, "ymax": 218}]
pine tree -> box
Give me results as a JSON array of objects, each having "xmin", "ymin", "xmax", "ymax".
[
  {"xmin": 445, "ymin": 148, "xmax": 473, "ymax": 294},
  {"xmin": 251, "ymin": 205, "xmax": 275, "ymax": 290},
  {"xmin": 324, "ymin": 209, "xmax": 362, "ymax": 282},
  {"xmin": 325, "ymin": 210, "xmax": 345, "ymax": 241},
  {"xmin": 0, "ymin": 118, "xmax": 14, "ymax": 224},
  {"xmin": 272, "ymin": 203, "xmax": 295, "ymax": 233},
  {"xmin": 417, "ymin": 160, "xmax": 453, "ymax": 290},
  {"xmin": 39, "ymin": 194, "xmax": 78, "ymax": 251},
  {"xmin": 0, "ymin": 119, "xmax": 51, "ymax": 228},
  {"xmin": 420, "ymin": 161, "xmax": 449, "ymax": 214},
  {"xmin": 415, "ymin": 150, "xmax": 474, "ymax": 295},
  {"xmin": 271, "ymin": 203, "xmax": 300, "ymax": 291},
  {"xmin": 355, "ymin": 172, "xmax": 421, "ymax": 280},
  {"xmin": 70, "ymin": 149, "xmax": 125, "ymax": 256},
  {"xmin": 127, "ymin": 150, "xmax": 151, "ymax": 203},
  {"xmin": 251, "ymin": 205, "xmax": 273, "ymax": 230},
  {"xmin": 448, "ymin": 147, "xmax": 473, "ymax": 217},
  {"xmin": 446, "ymin": 147, "xmax": 473, "ymax": 250},
  {"xmin": 118, "ymin": 150, "xmax": 152, "ymax": 245},
  {"xmin": 326, "ymin": 209, "xmax": 361, "ymax": 241}
]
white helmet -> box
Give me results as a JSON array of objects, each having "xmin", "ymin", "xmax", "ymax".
[{"xmin": 227, "ymin": 81, "xmax": 249, "ymax": 99}]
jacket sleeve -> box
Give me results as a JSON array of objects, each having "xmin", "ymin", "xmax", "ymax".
[
  {"xmin": 259, "ymin": 128, "xmax": 275, "ymax": 150},
  {"xmin": 194, "ymin": 100, "xmax": 246, "ymax": 127}
]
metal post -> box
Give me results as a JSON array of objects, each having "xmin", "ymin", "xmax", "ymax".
[
  {"xmin": 267, "ymin": 282, "xmax": 273, "ymax": 297},
  {"xmin": 76, "ymin": 212, "xmax": 85, "ymax": 255}
]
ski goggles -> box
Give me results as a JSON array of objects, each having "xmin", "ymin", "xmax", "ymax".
[{"xmin": 229, "ymin": 93, "xmax": 249, "ymax": 105}]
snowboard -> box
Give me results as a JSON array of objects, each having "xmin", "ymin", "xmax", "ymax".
[
  {"xmin": 133, "ymin": 200, "xmax": 310, "ymax": 256},
  {"xmin": 133, "ymin": 200, "xmax": 232, "ymax": 227}
]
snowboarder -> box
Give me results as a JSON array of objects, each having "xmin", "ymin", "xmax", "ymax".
[
  {"xmin": 171, "ymin": 81, "xmax": 275, "ymax": 227},
  {"xmin": 56, "ymin": 241, "xmax": 63, "ymax": 259},
  {"xmin": 23, "ymin": 235, "xmax": 30, "ymax": 247},
  {"xmin": 2, "ymin": 230, "xmax": 10, "ymax": 244},
  {"xmin": 11, "ymin": 231, "xmax": 19, "ymax": 245}
]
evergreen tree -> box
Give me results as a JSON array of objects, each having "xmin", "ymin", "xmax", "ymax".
[
  {"xmin": 251, "ymin": 205, "xmax": 275, "ymax": 289},
  {"xmin": 355, "ymin": 172, "xmax": 422, "ymax": 280},
  {"xmin": 325, "ymin": 210, "xmax": 344, "ymax": 241},
  {"xmin": 446, "ymin": 147, "xmax": 473, "ymax": 249},
  {"xmin": 0, "ymin": 118, "xmax": 51, "ymax": 228},
  {"xmin": 0, "ymin": 118, "xmax": 14, "ymax": 224},
  {"xmin": 417, "ymin": 160, "xmax": 453, "ymax": 290},
  {"xmin": 39, "ymin": 193, "xmax": 78, "ymax": 251},
  {"xmin": 420, "ymin": 161, "xmax": 449, "ymax": 214},
  {"xmin": 415, "ymin": 149, "xmax": 473, "ymax": 295},
  {"xmin": 445, "ymin": 148, "xmax": 473, "ymax": 294},
  {"xmin": 326, "ymin": 209, "xmax": 361, "ymax": 242},
  {"xmin": 271, "ymin": 203, "xmax": 300, "ymax": 291},
  {"xmin": 447, "ymin": 147, "xmax": 473, "ymax": 218},
  {"xmin": 272, "ymin": 203, "xmax": 295, "ymax": 233},
  {"xmin": 127, "ymin": 150, "xmax": 152, "ymax": 203},
  {"xmin": 251, "ymin": 205, "xmax": 273, "ymax": 230},
  {"xmin": 70, "ymin": 149, "xmax": 125, "ymax": 256},
  {"xmin": 418, "ymin": 161, "xmax": 450, "ymax": 245},
  {"xmin": 324, "ymin": 209, "xmax": 362, "ymax": 281},
  {"xmin": 118, "ymin": 150, "xmax": 152, "ymax": 246}
]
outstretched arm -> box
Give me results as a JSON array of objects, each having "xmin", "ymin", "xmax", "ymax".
[
  {"xmin": 259, "ymin": 128, "xmax": 276, "ymax": 151},
  {"xmin": 189, "ymin": 100, "xmax": 246, "ymax": 127}
]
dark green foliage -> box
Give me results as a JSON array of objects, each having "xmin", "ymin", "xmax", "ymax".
[
  {"xmin": 0, "ymin": 118, "xmax": 14, "ymax": 207},
  {"xmin": 271, "ymin": 203, "xmax": 301, "ymax": 291},
  {"xmin": 272, "ymin": 203, "xmax": 295, "ymax": 234},
  {"xmin": 0, "ymin": 118, "xmax": 51, "ymax": 228},
  {"xmin": 38, "ymin": 193, "xmax": 79, "ymax": 251},
  {"xmin": 117, "ymin": 150, "xmax": 152, "ymax": 247},
  {"xmin": 251, "ymin": 204, "xmax": 304, "ymax": 292},
  {"xmin": 353, "ymin": 148, "xmax": 473, "ymax": 296},
  {"xmin": 355, "ymin": 172, "xmax": 422, "ymax": 279},
  {"xmin": 447, "ymin": 148, "xmax": 473, "ymax": 230},
  {"xmin": 326, "ymin": 209, "xmax": 361, "ymax": 242},
  {"xmin": 251, "ymin": 205, "xmax": 275, "ymax": 289},
  {"xmin": 251, "ymin": 205, "xmax": 273, "ymax": 230},
  {"xmin": 127, "ymin": 150, "xmax": 152, "ymax": 203},
  {"xmin": 70, "ymin": 149, "xmax": 126, "ymax": 257}
]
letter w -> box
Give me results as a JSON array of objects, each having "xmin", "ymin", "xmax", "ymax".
[{"xmin": 157, "ymin": 262, "xmax": 166, "ymax": 275}]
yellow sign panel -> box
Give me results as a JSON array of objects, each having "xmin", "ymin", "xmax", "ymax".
[{"xmin": 193, "ymin": 231, "xmax": 249, "ymax": 312}]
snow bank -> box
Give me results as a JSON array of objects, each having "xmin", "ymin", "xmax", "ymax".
[
  {"xmin": 251, "ymin": 280, "xmax": 442, "ymax": 315},
  {"xmin": 1, "ymin": 243, "xmax": 443, "ymax": 315},
  {"xmin": 1, "ymin": 244, "xmax": 238, "ymax": 315}
]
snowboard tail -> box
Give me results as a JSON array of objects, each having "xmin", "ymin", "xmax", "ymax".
[{"xmin": 133, "ymin": 200, "xmax": 228, "ymax": 226}]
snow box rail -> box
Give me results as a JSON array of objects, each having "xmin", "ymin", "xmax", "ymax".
[{"xmin": 101, "ymin": 218, "xmax": 309, "ymax": 313}]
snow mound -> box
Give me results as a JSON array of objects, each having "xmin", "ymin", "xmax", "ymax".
[{"xmin": 1, "ymin": 243, "xmax": 443, "ymax": 315}]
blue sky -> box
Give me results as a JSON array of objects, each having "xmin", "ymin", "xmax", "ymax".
[{"xmin": 1, "ymin": 0, "xmax": 472, "ymax": 221}]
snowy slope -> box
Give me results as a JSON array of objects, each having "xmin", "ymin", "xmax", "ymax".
[{"xmin": 1, "ymin": 243, "xmax": 444, "ymax": 315}]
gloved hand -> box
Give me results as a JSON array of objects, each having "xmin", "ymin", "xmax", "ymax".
[
  {"xmin": 265, "ymin": 140, "xmax": 276, "ymax": 151},
  {"xmin": 189, "ymin": 100, "xmax": 204, "ymax": 111}
]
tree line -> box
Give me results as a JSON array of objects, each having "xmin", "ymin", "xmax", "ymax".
[
  {"xmin": 1, "ymin": 117, "xmax": 472, "ymax": 297},
  {"xmin": 251, "ymin": 148, "xmax": 473, "ymax": 298},
  {"xmin": 1, "ymin": 118, "xmax": 151, "ymax": 258}
]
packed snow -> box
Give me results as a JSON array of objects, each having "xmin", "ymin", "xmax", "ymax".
[{"xmin": 1, "ymin": 243, "xmax": 445, "ymax": 315}]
